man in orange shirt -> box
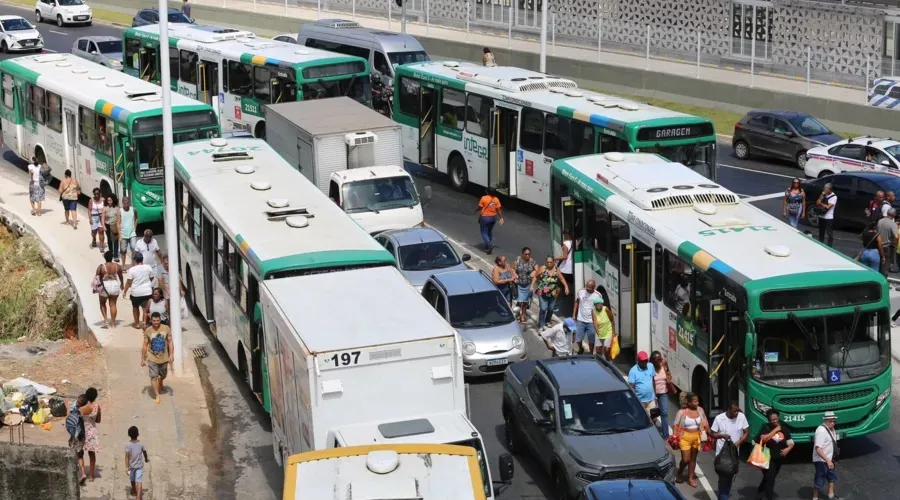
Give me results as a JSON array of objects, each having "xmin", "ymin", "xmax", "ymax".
[{"xmin": 474, "ymin": 189, "xmax": 504, "ymax": 254}]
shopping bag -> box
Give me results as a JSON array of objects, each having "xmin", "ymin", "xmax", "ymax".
[
  {"xmin": 715, "ymin": 440, "xmax": 740, "ymax": 477},
  {"xmin": 667, "ymin": 434, "xmax": 681, "ymax": 451},
  {"xmin": 748, "ymin": 443, "xmax": 770, "ymax": 470},
  {"xmin": 609, "ymin": 335, "xmax": 621, "ymax": 360}
]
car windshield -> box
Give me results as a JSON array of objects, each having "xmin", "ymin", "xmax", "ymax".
[
  {"xmin": 398, "ymin": 241, "xmax": 460, "ymax": 271},
  {"xmin": 388, "ymin": 50, "xmax": 430, "ymax": 66},
  {"xmin": 59, "ymin": 0, "xmax": 84, "ymax": 5},
  {"xmin": 641, "ymin": 142, "xmax": 716, "ymax": 180},
  {"xmin": 1, "ymin": 18, "xmax": 34, "ymax": 31},
  {"xmin": 789, "ymin": 115, "xmax": 830, "ymax": 137},
  {"xmin": 448, "ymin": 291, "xmax": 514, "ymax": 328},
  {"xmin": 96, "ymin": 41, "xmax": 122, "ymax": 54},
  {"xmin": 341, "ymin": 176, "xmax": 419, "ymax": 214},
  {"xmin": 753, "ymin": 309, "xmax": 889, "ymax": 388},
  {"xmin": 559, "ymin": 390, "xmax": 652, "ymax": 434},
  {"xmin": 882, "ymin": 144, "xmax": 900, "ymax": 160},
  {"xmin": 168, "ymin": 12, "xmax": 191, "ymax": 23}
]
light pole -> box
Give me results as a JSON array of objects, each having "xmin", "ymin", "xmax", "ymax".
[
  {"xmin": 158, "ymin": 0, "xmax": 183, "ymax": 376},
  {"xmin": 539, "ymin": 0, "xmax": 548, "ymax": 72}
]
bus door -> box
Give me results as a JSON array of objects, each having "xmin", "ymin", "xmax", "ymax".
[
  {"xmin": 558, "ymin": 194, "xmax": 584, "ymax": 291},
  {"xmin": 489, "ymin": 104, "xmax": 518, "ymax": 196},
  {"xmin": 706, "ymin": 299, "xmax": 744, "ymax": 417},
  {"xmin": 112, "ymin": 135, "xmax": 127, "ymax": 197},
  {"xmin": 198, "ymin": 59, "xmax": 219, "ymax": 108},
  {"xmin": 63, "ymin": 109, "xmax": 77, "ymax": 171},
  {"xmin": 616, "ymin": 239, "xmax": 634, "ymax": 350},
  {"xmin": 419, "ymin": 86, "xmax": 436, "ymax": 168},
  {"xmin": 631, "ymin": 240, "xmax": 653, "ymax": 355},
  {"xmin": 138, "ymin": 46, "xmax": 159, "ymax": 83}
]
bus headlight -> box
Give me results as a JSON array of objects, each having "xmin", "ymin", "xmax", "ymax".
[
  {"xmin": 511, "ymin": 336, "xmax": 524, "ymax": 350},
  {"xmin": 462, "ymin": 342, "xmax": 476, "ymax": 356},
  {"xmin": 140, "ymin": 194, "xmax": 156, "ymax": 206},
  {"xmin": 752, "ymin": 399, "xmax": 772, "ymax": 415},
  {"xmin": 875, "ymin": 387, "xmax": 891, "ymax": 410}
]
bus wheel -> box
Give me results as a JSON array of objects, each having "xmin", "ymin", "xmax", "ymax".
[
  {"xmin": 238, "ymin": 345, "xmax": 249, "ymax": 385},
  {"xmin": 449, "ymin": 154, "xmax": 468, "ymax": 192},
  {"xmin": 254, "ymin": 122, "xmax": 266, "ymax": 140},
  {"xmin": 185, "ymin": 270, "xmax": 199, "ymax": 315}
]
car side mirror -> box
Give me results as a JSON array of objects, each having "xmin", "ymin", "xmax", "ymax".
[
  {"xmin": 90, "ymin": 50, "xmax": 98, "ymax": 54},
  {"xmin": 498, "ymin": 453, "xmax": 514, "ymax": 482},
  {"xmin": 649, "ymin": 408, "xmax": 661, "ymax": 420},
  {"xmin": 882, "ymin": 160, "xmax": 891, "ymax": 167},
  {"xmin": 461, "ymin": 253, "xmax": 471, "ymax": 262}
]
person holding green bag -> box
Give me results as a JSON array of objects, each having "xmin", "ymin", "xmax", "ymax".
[{"xmin": 754, "ymin": 409, "xmax": 795, "ymax": 500}]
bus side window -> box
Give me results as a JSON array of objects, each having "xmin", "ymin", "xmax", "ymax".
[
  {"xmin": 599, "ymin": 134, "xmax": 630, "ymax": 153},
  {"xmin": 227, "ymin": 60, "xmax": 253, "ymax": 96},
  {"xmin": 78, "ymin": 106, "xmax": 98, "ymax": 150},
  {"xmin": 519, "ymin": 107, "xmax": 543, "ymax": 154},
  {"xmin": 1, "ymin": 73, "xmax": 14, "ymax": 110},
  {"xmin": 653, "ymin": 244, "xmax": 663, "ymax": 301},
  {"xmin": 125, "ymin": 38, "xmax": 141, "ymax": 70},
  {"xmin": 608, "ymin": 213, "xmax": 630, "ymax": 273},
  {"xmin": 398, "ymin": 77, "xmax": 420, "ymax": 117},
  {"xmin": 253, "ymin": 66, "xmax": 272, "ymax": 103},
  {"xmin": 663, "ymin": 250, "xmax": 692, "ymax": 316},
  {"xmin": 585, "ymin": 201, "xmax": 609, "ymax": 259},
  {"xmin": 543, "ymin": 114, "xmax": 570, "ymax": 160},
  {"xmin": 550, "ymin": 174, "xmax": 567, "ymax": 227}
]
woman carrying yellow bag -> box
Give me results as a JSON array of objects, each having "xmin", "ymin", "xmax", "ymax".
[{"xmin": 591, "ymin": 295, "xmax": 616, "ymax": 360}]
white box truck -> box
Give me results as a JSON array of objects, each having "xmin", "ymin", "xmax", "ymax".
[
  {"xmin": 265, "ymin": 97, "xmax": 423, "ymax": 234},
  {"xmin": 262, "ymin": 266, "xmax": 508, "ymax": 499}
]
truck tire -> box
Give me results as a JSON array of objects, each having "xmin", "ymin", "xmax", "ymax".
[{"xmin": 503, "ymin": 414, "xmax": 521, "ymax": 454}]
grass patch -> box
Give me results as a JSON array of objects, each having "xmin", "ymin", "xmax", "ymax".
[{"xmin": 0, "ymin": 226, "xmax": 69, "ymax": 341}]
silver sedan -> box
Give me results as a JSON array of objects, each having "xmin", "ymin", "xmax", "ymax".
[{"xmin": 71, "ymin": 35, "xmax": 122, "ymax": 70}]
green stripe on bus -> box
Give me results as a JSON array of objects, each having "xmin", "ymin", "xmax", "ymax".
[
  {"xmin": 395, "ymin": 65, "xmax": 467, "ymax": 91},
  {"xmin": 552, "ymin": 159, "xmax": 615, "ymax": 201},
  {"xmin": 676, "ymin": 240, "xmax": 703, "ymax": 264},
  {"xmin": 0, "ymin": 60, "xmax": 39, "ymax": 85},
  {"xmin": 258, "ymin": 250, "xmax": 396, "ymax": 279},
  {"xmin": 174, "ymin": 157, "xmax": 190, "ymax": 181},
  {"xmin": 556, "ymin": 106, "xmax": 576, "ymax": 120}
]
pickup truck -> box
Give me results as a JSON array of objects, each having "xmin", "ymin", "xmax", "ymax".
[{"xmin": 502, "ymin": 356, "xmax": 676, "ymax": 500}]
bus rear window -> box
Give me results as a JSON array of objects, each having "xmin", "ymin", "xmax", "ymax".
[
  {"xmin": 132, "ymin": 110, "xmax": 217, "ymax": 134},
  {"xmin": 301, "ymin": 61, "xmax": 366, "ymax": 80},
  {"xmin": 760, "ymin": 283, "xmax": 882, "ymax": 311}
]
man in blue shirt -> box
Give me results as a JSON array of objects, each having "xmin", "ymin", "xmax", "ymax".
[{"xmin": 628, "ymin": 351, "xmax": 656, "ymax": 408}]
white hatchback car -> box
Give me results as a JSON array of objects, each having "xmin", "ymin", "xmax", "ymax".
[
  {"xmin": 0, "ymin": 16, "xmax": 43, "ymax": 53},
  {"xmin": 804, "ymin": 137, "xmax": 900, "ymax": 178},
  {"xmin": 35, "ymin": 0, "xmax": 92, "ymax": 27}
]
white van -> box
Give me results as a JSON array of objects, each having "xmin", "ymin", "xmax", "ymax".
[
  {"xmin": 297, "ymin": 19, "xmax": 429, "ymax": 88},
  {"xmin": 328, "ymin": 165, "xmax": 424, "ymax": 235}
]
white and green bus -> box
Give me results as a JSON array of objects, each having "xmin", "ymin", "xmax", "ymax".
[
  {"xmin": 172, "ymin": 136, "xmax": 396, "ymax": 410},
  {"xmin": 550, "ymin": 152, "xmax": 891, "ymax": 441},
  {"xmin": 0, "ymin": 53, "xmax": 218, "ymax": 223},
  {"xmin": 123, "ymin": 24, "xmax": 371, "ymax": 139},
  {"xmin": 393, "ymin": 61, "xmax": 717, "ymax": 208}
]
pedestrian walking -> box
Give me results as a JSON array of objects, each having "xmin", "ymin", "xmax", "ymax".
[
  {"xmin": 866, "ymin": 189, "xmax": 889, "ymax": 224},
  {"xmin": 475, "ymin": 189, "xmax": 503, "ymax": 254},
  {"xmin": 710, "ymin": 401, "xmax": 749, "ymax": 500},
  {"xmin": 181, "ymin": 0, "xmax": 191, "ymax": 18},
  {"xmin": 88, "ymin": 188, "xmax": 105, "ymax": 250},
  {"xmin": 539, "ymin": 317, "xmax": 574, "ymax": 357},
  {"xmin": 491, "ymin": 255, "xmax": 517, "ymax": 305},
  {"xmin": 651, "ymin": 350, "xmax": 674, "ymax": 438},
  {"xmin": 125, "ymin": 426, "xmax": 149, "ymax": 500},
  {"xmin": 145, "ymin": 288, "xmax": 169, "ymax": 327},
  {"xmin": 812, "ymin": 412, "xmax": 841, "ymax": 500},
  {"xmin": 141, "ymin": 312, "xmax": 174, "ymax": 404},
  {"xmin": 482, "ymin": 47, "xmax": 497, "ymax": 67},
  {"xmin": 103, "ymin": 194, "xmax": 121, "ymax": 258},
  {"xmin": 673, "ymin": 392, "xmax": 710, "ymax": 488},
  {"xmin": 816, "ymin": 183, "xmax": 837, "ymax": 247},
  {"xmin": 572, "ymin": 280, "xmax": 601, "ymax": 354},
  {"xmin": 513, "ymin": 247, "xmax": 536, "ymax": 324},
  {"xmin": 67, "ymin": 394, "xmax": 88, "ymax": 485},
  {"xmin": 755, "ymin": 409, "xmax": 794, "ymax": 500},
  {"xmin": 135, "ymin": 229, "xmax": 163, "ymax": 274},
  {"xmin": 782, "ymin": 178, "xmax": 805, "ymax": 228},
  {"xmin": 59, "ymin": 169, "xmax": 80, "ymax": 228},
  {"xmin": 555, "ymin": 231, "xmax": 575, "ymax": 319},
  {"xmin": 877, "ymin": 208, "xmax": 898, "ymax": 275},
  {"xmin": 96, "ymin": 251, "xmax": 123, "ymax": 329},
  {"xmin": 27, "ymin": 156, "xmax": 45, "ymax": 216},
  {"xmin": 857, "ymin": 222, "xmax": 884, "ymax": 271},
  {"xmin": 592, "ymin": 295, "xmax": 615, "ymax": 358},
  {"xmin": 629, "ymin": 351, "xmax": 657, "ymax": 410},
  {"xmin": 122, "ymin": 252, "xmax": 155, "ymax": 329},
  {"xmin": 532, "ymin": 256, "xmax": 568, "ymax": 330},
  {"xmin": 119, "ymin": 196, "xmax": 138, "ymax": 267},
  {"xmin": 78, "ymin": 387, "xmax": 102, "ymax": 482},
  {"xmin": 155, "ymin": 254, "xmax": 171, "ymax": 299}
]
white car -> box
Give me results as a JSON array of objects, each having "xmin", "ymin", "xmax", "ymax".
[
  {"xmin": 35, "ymin": 0, "xmax": 92, "ymax": 27},
  {"xmin": 0, "ymin": 16, "xmax": 43, "ymax": 53},
  {"xmin": 273, "ymin": 33, "xmax": 298, "ymax": 44},
  {"xmin": 804, "ymin": 137, "xmax": 900, "ymax": 178},
  {"xmin": 868, "ymin": 77, "xmax": 900, "ymax": 110}
]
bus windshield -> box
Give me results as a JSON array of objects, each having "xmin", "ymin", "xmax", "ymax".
[
  {"xmin": 753, "ymin": 309, "xmax": 889, "ymax": 388},
  {"xmin": 451, "ymin": 438, "xmax": 489, "ymax": 498},
  {"xmin": 341, "ymin": 176, "xmax": 419, "ymax": 214},
  {"xmin": 134, "ymin": 128, "xmax": 217, "ymax": 184},
  {"xmin": 641, "ymin": 142, "xmax": 716, "ymax": 180}
]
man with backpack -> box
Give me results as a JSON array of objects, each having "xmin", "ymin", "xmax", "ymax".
[
  {"xmin": 141, "ymin": 312, "xmax": 174, "ymax": 404},
  {"xmin": 710, "ymin": 401, "xmax": 749, "ymax": 500},
  {"xmin": 66, "ymin": 394, "xmax": 88, "ymax": 485}
]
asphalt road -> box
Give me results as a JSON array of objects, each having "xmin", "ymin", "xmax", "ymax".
[{"xmin": 2, "ymin": 5, "xmax": 898, "ymax": 498}]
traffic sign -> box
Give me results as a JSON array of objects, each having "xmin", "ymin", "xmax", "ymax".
[{"xmin": 828, "ymin": 369, "xmax": 841, "ymax": 384}]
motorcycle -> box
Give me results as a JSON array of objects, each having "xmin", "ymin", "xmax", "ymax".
[{"xmin": 371, "ymin": 77, "xmax": 394, "ymax": 119}]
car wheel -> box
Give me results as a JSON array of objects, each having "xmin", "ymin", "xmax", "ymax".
[
  {"xmin": 503, "ymin": 414, "xmax": 521, "ymax": 454},
  {"xmin": 449, "ymin": 155, "xmax": 468, "ymax": 192},
  {"xmin": 553, "ymin": 469, "xmax": 570, "ymax": 500},
  {"xmin": 0, "ymin": 41, "xmax": 8, "ymax": 54},
  {"xmin": 796, "ymin": 151, "xmax": 808, "ymax": 169},
  {"xmin": 733, "ymin": 140, "xmax": 750, "ymax": 160},
  {"xmin": 817, "ymin": 170, "xmax": 833, "ymax": 179},
  {"xmin": 35, "ymin": 10, "xmax": 43, "ymax": 23},
  {"xmin": 56, "ymin": 15, "xmax": 64, "ymax": 27},
  {"xmin": 806, "ymin": 203, "xmax": 820, "ymax": 228}
]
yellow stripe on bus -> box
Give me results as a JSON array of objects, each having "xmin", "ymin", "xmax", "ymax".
[
  {"xmin": 251, "ymin": 55, "xmax": 267, "ymax": 65},
  {"xmin": 691, "ymin": 250, "xmax": 715, "ymax": 270}
]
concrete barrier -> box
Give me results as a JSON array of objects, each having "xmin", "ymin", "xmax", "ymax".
[
  {"xmin": 0, "ymin": 443, "xmax": 80, "ymax": 500},
  {"xmin": 96, "ymin": 0, "xmax": 897, "ymax": 136}
]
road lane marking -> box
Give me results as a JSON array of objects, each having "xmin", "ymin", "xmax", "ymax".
[
  {"xmin": 745, "ymin": 192, "xmax": 785, "ymax": 202},
  {"xmin": 49, "ymin": 30, "xmax": 67, "ymax": 36},
  {"xmin": 719, "ymin": 163, "xmax": 797, "ymax": 179}
]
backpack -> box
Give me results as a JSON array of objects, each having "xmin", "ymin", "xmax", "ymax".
[
  {"xmin": 149, "ymin": 332, "xmax": 166, "ymax": 355},
  {"xmin": 65, "ymin": 403, "xmax": 84, "ymax": 441}
]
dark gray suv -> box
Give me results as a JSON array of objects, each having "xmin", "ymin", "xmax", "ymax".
[{"xmin": 732, "ymin": 110, "xmax": 842, "ymax": 169}]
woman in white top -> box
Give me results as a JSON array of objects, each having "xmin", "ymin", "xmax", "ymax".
[
  {"xmin": 96, "ymin": 251, "xmax": 123, "ymax": 329},
  {"xmin": 145, "ymin": 288, "xmax": 169, "ymax": 327},
  {"xmin": 673, "ymin": 392, "xmax": 710, "ymax": 488},
  {"xmin": 555, "ymin": 231, "xmax": 575, "ymax": 321},
  {"xmin": 27, "ymin": 157, "xmax": 45, "ymax": 216},
  {"xmin": 482, "ymin": 47, "xmax": 497, "ymax": 67}
]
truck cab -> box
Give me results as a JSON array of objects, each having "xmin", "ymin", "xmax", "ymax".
[{"xmin": 328, "ymin": 165, "xmax": 424, "ymax": 235}]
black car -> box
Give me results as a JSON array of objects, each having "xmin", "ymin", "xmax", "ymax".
[
  {"xmin": 732, "ymin": 110, "xmax": 842, "ymax": 169},
  {"xmin": 131, "ymin": 8, "xmax": 194, "ymax": 27},
  {"xmin": 580, "ymin": 479, "xmax": 687, "ymax": 500},
  {"xmin": 802, "ymin": 171, "xmax": 900, "ymax": 229}
]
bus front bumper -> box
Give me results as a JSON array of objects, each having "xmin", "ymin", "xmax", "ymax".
[{"xmin": 134, "ymin": 197, "xmax": 164, "ymax": 224}]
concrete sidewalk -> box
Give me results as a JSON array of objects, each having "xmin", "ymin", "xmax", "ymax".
[
  {"xmin": 186, "ymin": 0, "xmax": 865, "ymax": 105},
  {"xmin": 0, "ymin": 159, "xmax": 212, "ymax": 499}
]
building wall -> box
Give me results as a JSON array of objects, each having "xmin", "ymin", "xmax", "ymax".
[{"xmin": 0, "ymin": 443, "xmax": 80, "ymax": 500}]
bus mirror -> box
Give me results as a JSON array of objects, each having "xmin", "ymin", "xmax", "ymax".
[
  {"xmin": 498, "ymin": 453, "xmax": 514, "ymax": 482},
  {"xmin": 744, "ymin": 332, "xmax": 755, "ymax": 358}
]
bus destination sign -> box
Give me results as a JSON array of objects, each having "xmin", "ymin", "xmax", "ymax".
[{"xmin": 636, "ymin": 123, "xmax": 714, "ymax": 142}]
